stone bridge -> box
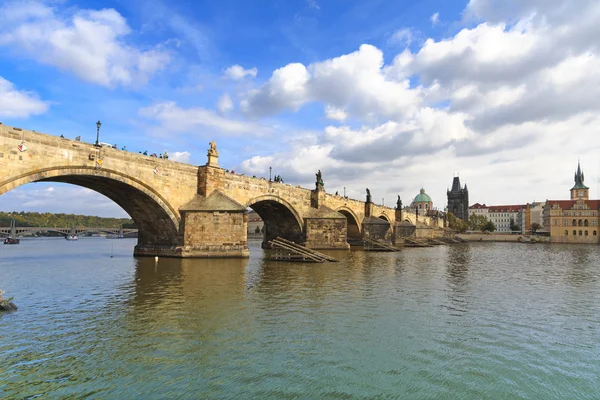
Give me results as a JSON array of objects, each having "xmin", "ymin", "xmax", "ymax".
[
  {"xmin": 0, "ymin": 226, "xmax": 138, "ymax": 237},
  {"xmin": 0, "ymin": 124, "xmax": 444, "ymax": 257}
]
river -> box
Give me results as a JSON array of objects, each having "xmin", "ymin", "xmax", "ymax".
[{"xmin": 1, "ymin": 238, "xmax": 599, "ymax": 399}]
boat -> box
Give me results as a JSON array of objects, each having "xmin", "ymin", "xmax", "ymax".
[
  {"xmin": 106, "ymin": 234, "xmax": 125, "ymax": 239},
  {"xmin": 3, "ymin": 220, "xmax": 20, "ymax": 245},
  {"xmin": 65, "ymin": 227, "xmax": 78, "ymax": 240}
]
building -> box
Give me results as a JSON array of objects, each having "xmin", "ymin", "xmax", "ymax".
[
  {"xmin": 520, "ymin": 202, "xmax": 546, "ymax": 234},
  {"xmin": 469, "ymin": 203, "xmax": 524, "ymax": 233},
  {"xmin": 487, "ymin": 205, "xmax": 522, "ymax": 233},
  {"xmin": 411, "ymin": 188, "xmax": 433, "ymax": 212},
  {"xmin": 543, "ymin": 162, "xmax": 599, "ymax": 243},
  {"xmin": 447, "ymin": 176, "xmax": 469, "ymax": 222}
]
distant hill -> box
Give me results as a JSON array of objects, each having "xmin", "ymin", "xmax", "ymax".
[{"xmin": 0, "ymin": 211, "xmax": 136, "ymax": 228}]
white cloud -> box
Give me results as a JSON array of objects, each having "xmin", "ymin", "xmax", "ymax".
[
  {"xmin": 170, "ymin": 151, "xmax": 191, "ymax": 163},
  {"xmin": 241, "ymin": 44, "xmax": 420, "ymax": 121},
  {"xmin": 389, "ymin": 28, "xmax": 413, "ymax": 46},
  {"xmin": 0, "ymin": 183, "xmax": 128, "ymax": 218},
  {"xmin": 0, "ymin": 1, "xmax": 170, "ymax": 88},
  {"xmin": 139, "ymin": 102, "xmax": 270, "ymax": 135},
  {"xmin": 0, "ymin": 76, "xmax": 49, "ymax": 118},
  {"xmin": 224, "ymin": 65, "xmax": 258, "ymax": 80},
  {"xmin": 431, "ymin": 12, "xmax": 440, "ymax": 25},
  {"xmin": 234, "ymin": 0, "xmax": 600, "ymax": 207},
  {"xmin": 217, "ymin": 93, "xmax": 234, "ymax": 114},
  {"xmin": 324, "ymin": 105, "xmax": 347, "ymax": 121}
]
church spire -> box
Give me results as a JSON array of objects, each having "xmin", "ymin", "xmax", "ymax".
[{"xmin": 571, "ymin": 160, "xmax": 589, "ymax": 190}]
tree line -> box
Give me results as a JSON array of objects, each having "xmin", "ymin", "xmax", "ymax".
[{"xmin": 0, "ymin": 211, "xmax": 136, "ymax": 228}]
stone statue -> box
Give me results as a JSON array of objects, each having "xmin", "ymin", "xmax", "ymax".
[
  {"xmin": 396, "ymin": 195, "xmax": 402, "ymax": 210},
  {"xmin": 208, "ymin": 141, "xmax": 219, "ymax": 157},
  {"xmin": 366, "ymin": 188, "xmax": 372, "ymax": 203},
  {"xmin": 315, "ymin": 169, "xmax": 324, "ymax": 188}
]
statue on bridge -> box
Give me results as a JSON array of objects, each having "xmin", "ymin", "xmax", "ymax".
[
  {"xmin": 315, "ymin": 170, "xmax": 324, "ymax": 189},
  {"xmin": 208, "ymin": 141, "xmax": 219, "ymax": 157},
  {"xmin": 206, "ymin": 141, "xmax": 219, "ymax": 167},
  {"xmin": 396, "ymin": 195, "xmax": 402, "ymax": 210},
  {"xmin": 366, "ymin": 188, "xmax": 372, "ymax": 203}
]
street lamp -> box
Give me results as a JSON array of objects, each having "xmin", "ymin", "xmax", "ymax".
[
  {"xmin": 95, "ymin": 120, "xmax": 102, "ymax": 146},
  {"xmin": 269, "ymin": 166, "xmax": 272, "ymax": 182}
]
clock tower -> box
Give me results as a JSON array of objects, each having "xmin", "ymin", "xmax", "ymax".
[{"xmin": 570, "ymin": 160, "xmax": 589, "ymax": 200}]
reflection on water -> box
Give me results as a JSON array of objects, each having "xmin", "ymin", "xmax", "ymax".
[{"xmin": 1, "ymin": 239, "xmax": 599, "ymax": 399}]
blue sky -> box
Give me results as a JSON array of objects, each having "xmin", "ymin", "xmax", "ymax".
[{"xmin": 1, "ymin": 0, "xmax": 600, "ymax": 217}]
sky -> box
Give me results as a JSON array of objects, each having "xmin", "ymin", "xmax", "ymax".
[{"xmin": 1, "ymin": 0, "xmax": 599, "ymax": 217}]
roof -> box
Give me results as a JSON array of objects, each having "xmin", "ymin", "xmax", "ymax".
[
  {"xmin": 547, "ymin": 200, "xmax": 600, "ymax": 210},
  {"xmin": 571, "ymin": 161, "xmax": 589, "ymax": 190},
  {"xmin": 487, "ymin": 205, "xmax": 524, "ymax": 213},
  {"xmin": 180, "ymin": 191, "xmax": 246, "ymax": 212},
  {"xmin": 469, "ymin": 203, "xmax": 487, "ymax": 209},
  {"xmin": 413, "ymin": 188, "xmax": 432, "ymax": 204}
]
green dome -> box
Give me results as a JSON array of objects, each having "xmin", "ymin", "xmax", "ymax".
[{"xmin": 413, "ymin": 188, "xmax": 432, "ymax": 204}]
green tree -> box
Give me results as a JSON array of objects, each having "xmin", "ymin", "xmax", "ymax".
[
  {"xmin": 509, "ymin": 218, "xmax": 520, "ymax": 232},
  {"xmin": 468, "ymin": 213, "xmax": 489, "ymax": 231},
  {"xmin": 482, "ymin": 220, "xmax": 497, "ymax": 232},
  {"xmin": 447, "ymin": 212, "xmax": 468, "ymax": 233},
  {"xmin": 530, "ymin": 222, "xmax": 541, "ymax": 234}
]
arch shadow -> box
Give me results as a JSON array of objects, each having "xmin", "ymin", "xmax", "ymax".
[
  {"xmin": 337, "ymin": 207, "xmax": 362, "ymax": 241},
  {"xmin": 245, "ymin": 195, "xmax": 304, "ymax": 247}
]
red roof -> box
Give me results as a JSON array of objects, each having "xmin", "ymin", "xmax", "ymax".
[
  {"xmin": 547, "ymin": 200, "xmax": 600, "ymax": 210},
  {"xmin": 487, "ymin": 205, "xmax": 524, "ymax": 213},
  {"xmin": 470, "ymin": 203, "xmax": 487, "ymax": 209}
]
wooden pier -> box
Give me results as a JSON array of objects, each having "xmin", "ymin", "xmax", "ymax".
[{"xmin": 268, "ymin": 237, "xmax": 339, "ymax": 263}]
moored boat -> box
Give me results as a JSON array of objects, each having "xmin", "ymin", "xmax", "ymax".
[{"xmin": 3, "ymin": 220, "xmax": 20, "ymax": 244}]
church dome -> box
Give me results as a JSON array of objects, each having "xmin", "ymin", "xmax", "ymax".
[{"xmin": 413, "ymin": 188, "xmax": 432, "ymax": 204}]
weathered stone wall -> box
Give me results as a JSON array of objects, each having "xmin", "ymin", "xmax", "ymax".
[
  {"xmin": 180, "ymin": 211, "xmax": 249, "ymax": 257},
  {"xmin": 304, "ymin": 218, "xmax": 349, "ymax": 249}
]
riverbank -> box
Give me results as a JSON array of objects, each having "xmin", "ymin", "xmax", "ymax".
[{"xmin": 456, "ymin": 233, "xmax": 551, "ymax": 243}]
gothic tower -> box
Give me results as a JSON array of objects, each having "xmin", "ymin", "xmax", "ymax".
[
  {"xmin": 447, "ymin": 176, "xmax": 469, "ymax": 222},
  {"xmin": 570, "ymin": 160, "xmax": 589, "ymax": 200}
]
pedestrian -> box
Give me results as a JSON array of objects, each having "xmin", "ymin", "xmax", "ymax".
[{"xmin": 122, "ymin": 146, "xmax": 126, "ymax": 151}]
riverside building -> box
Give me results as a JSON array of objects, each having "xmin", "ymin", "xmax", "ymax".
[{"xmin": 543, "ymin": 161, "xmax": 600, "ymax": 243}]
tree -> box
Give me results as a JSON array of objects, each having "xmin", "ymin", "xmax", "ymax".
[
  {"xmin": 447, "ymin": 212, "xmax": 468, "ymax": 233},
  {"xmin": 509, "ymin": 218, "xmax": 520, "ymax": 232},
  {"xmin": 468, "ymin": 213, "xmax": 489, "ymax": 231},
  {"xmin": 531, "ymin": 222, "xmax": 541, "ymax": 234},
  {"xmin": 482, "ymin": 220, "xmax": 496, "ymax": 232}
]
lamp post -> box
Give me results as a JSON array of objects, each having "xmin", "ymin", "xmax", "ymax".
[
  {"xmin": 269, "ymin": 166, "xmax": 272, "ymax": 182},
  {"xmin": 95, "ymin": 120, "xmax": 102, "ymax": 146}
]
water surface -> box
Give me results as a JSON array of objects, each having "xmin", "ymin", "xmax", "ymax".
[{"xmin": 1, "ymin": 238, "xmax": 599, "ymax": 398}]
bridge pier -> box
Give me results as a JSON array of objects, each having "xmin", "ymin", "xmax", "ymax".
[
  {"xmin": 303, "ymin": 185, "xmax": 350, "ymax": 250},
  {"xmin": 177, "ymin": 191, "xmax": 249, "ymax": 258}
]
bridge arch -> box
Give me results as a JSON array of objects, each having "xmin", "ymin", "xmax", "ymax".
[
  {"xmin": 336, "ymin": 207, "xmax": 361, "ymax": 240},
  {"xmin": 0, "ymin": 166, "xmax": 180, "ymax": 248},
  {"xmin": 245, "ymin": 195, "xmax": 304, "ymax": 246},
  {"xmin": 378, "ymin": 214, "xmax": 392, "ymax": 224}
]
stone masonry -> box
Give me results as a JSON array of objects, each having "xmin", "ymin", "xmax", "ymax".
[{"xmin": 0, "ymin": 124, "xmax": 444, "ymax": 257}]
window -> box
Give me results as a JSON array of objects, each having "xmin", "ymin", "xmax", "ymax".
[
  {"xmin": 565, "ymin": 230, "xmax": 568, "ymax": 236},
  {"xmin": 585, "ymin": 230, "xmax": 588, "ymax": 236},
  {"xmin": 593, "ymin": 220, "xmax": 598, "ymax": 226},
  {"xmin": 572, "ymin": 219, "xmax": 577, "ymax": 226},
  {"xmin": 578, "ymin": 219, "xmax": 583, "ymax": 226},
  {"xmin": 594, "ymin": 231, "xmax": 597, "ymax": 236},
  {"xmin": 579, "ymin": 230, "xmax": 583, "ymax": 236},
  {"xmin": 553, "ymin": 219, "xmax": 558, "ymax": 225},
  {"xmin": 573, "ymin": 230, "xmax": 577, "ymax": 236},
  {"xmin": 584, "ymin": 220, "xmax": 589, "ymax": 227},
  {"xmin": 564, "ymin": 220, "xmax": 569, "ymax": 226}
]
